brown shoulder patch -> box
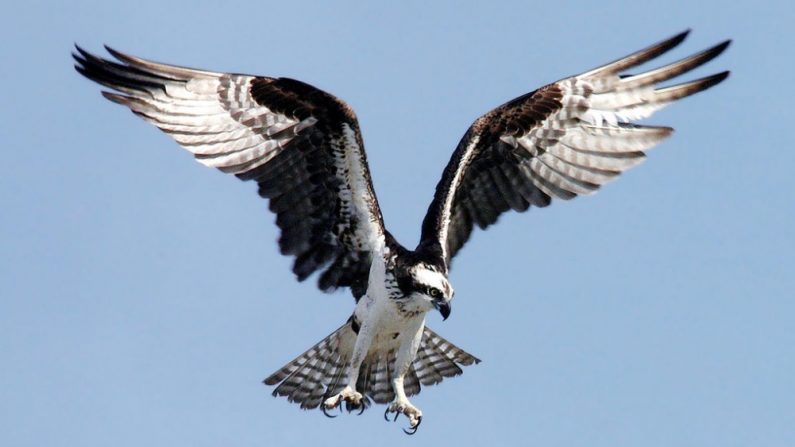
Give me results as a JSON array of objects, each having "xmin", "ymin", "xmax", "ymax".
[
  {"xmin": 477, "ymin": 83, "xmax": 564, "ymax": 138},
  {"xmin": 249, "ymin": 77, "xmax": 357, "ymax": 124}
]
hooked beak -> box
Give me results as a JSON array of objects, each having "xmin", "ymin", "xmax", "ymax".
[{"xmin": 434, "ymin": 300, "xmax": 451, "ymax": 321}]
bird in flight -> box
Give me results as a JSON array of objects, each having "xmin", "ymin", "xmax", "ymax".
[{"xmin": 74, "ymin": 30, "xmax": 729, "ymax": 434}]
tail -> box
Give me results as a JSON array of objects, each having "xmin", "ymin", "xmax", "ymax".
[
  {"xmin": 399, "ymin": 326, "xmax": 481, "ymax": 400},
  {"xmin": 264, "ymin": 322, "xmax": 356, "ymax": 410},
  {"xmin": 264, "ymin": 323, "xmax": 480, "ymax": 410}
]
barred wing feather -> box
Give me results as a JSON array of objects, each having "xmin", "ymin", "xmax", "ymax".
[
  {"xmin": 74, "ymin": 47, "xmax": 385, "ymax": 297},
  {"xmin": 419, "ymin": 30, "xmax": 730, "ymax": 266}
]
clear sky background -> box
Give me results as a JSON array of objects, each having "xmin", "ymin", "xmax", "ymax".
[{"xmin": 2, "ymin": 1, "xmax": 793, "ymax": 446}]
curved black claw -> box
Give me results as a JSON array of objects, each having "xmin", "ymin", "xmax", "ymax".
[
  {"xmin": 344, "ymin": 399, "xmax": 367, "ymax": 416},
  {"xmin": 384, "ymin": 408, "xmax": 401, "ymax": 422},
  {"xmin": 321, "ymin": 405, "xmax": 337, "ymax": 419},
  {"xmin": 402, "ymin": 416, "xmax": 422, "ymax": 435}
]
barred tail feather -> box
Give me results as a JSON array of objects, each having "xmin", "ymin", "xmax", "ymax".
[
  {"xmin": 356, "ymin": 327, "xmax": 480, "ymax": 405},
  {"xmin": 263, "ymin": 323, "xmax": 356, "ymax": 410},
  {"xmin": 263, "ymin": 323, "xmax": 479, "ymax": 410},
  {"xmin": 412, "ymin": 327, "xmax": 480, "ymax": 387}
]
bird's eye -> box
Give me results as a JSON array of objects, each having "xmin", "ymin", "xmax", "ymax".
[{"xmin": 429, "ymin": 288, "xmax": 440, "ymax": 298}]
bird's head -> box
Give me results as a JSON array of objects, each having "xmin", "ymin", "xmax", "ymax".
[{"xmin": 397, "ymin": 262, "xmax": 454, "ymax": 320}]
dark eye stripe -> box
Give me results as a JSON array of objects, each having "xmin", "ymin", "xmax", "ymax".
[{"xmin": 405, "ymin": 280, "xmax": 443, "ymax": 297}]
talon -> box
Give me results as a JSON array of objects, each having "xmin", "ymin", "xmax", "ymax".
[
  {"xmin": 393, "ymin": 411, "xmax": 399, "ymax": 422},
  {"xmin": 384, "ymin": 407, "xmax": 391, "ymax": 422},
  {"xmin": 321, "ymin": 387, "xmax": 364, "ymax": 418},
  {"xmin": 322, "ymin": 405, "xmax": 337, "ymax": 419},
  {"xmin": 403, "ymin": 416, "xmax": 421, "ymax": 435},
  {"xmin": 344, "ymin": 398, "xmax": 366, "ymax": 415}
]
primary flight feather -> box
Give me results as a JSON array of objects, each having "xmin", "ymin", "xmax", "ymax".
[{"xmin": 74, "ymin": 30, "xmax": 729, "ymax": 434}]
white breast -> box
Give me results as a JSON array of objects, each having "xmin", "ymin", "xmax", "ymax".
[{"xmin": 355, "ymin": 242, "xmax": 427, "ymax": 348}]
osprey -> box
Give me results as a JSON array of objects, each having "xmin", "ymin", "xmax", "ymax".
[{"xmin": 73, "ymin": 30, "xmax": 729, "ymax": 434}]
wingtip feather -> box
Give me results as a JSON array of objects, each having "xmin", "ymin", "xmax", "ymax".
[
  {"xmin": 695, "ymin": 40, "xmax": 732, "ymax": 66},
  {"xmin": 104, "ymin": 44, "xmax": 132, "ymax": 64},
  {"xmin": 693, "ymin": 40, "xmax": 732, "ymax": 69},
  {"xmin": 714, "ymin": 39, "xmax": 732, "ymax": 54},
  {"xmin": 100, "ymin": 90, "xmax": 132, "ymax": 105},
  {"xmin": 655, "ymin": 70, "xmax": 730, "ymax": 102},
  {"xmin": 695, "ymin": 70, "xmax": 731, "ymax": 90},
  {"xmin": 73, "ymin": 43, "xmax": 89, "ymax": 54},
  {"xmin": 644, "ymin": 28, "xmax": 691, "ymax": 59},
  {"xmin": 616, "ymin": 36, "xmax": 731, "ymax": 91},
  {"xmin": 673, "ymin": 29, "xmax": 691, "ymax": 43},
  {"xmin": 581, "ymin": 29, "xmax": 693, "ymax": 78},
  {"xmin": 72, "ymin": 44, "xmax": 92, "ymax": 63}
]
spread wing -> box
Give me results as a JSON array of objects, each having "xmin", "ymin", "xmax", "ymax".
[
  {"xmin": 74, "ymin": 46, "xmax": 385, "ymax": 298},
  {"xmin": 417, "ymin": 30, "xmax": 730, "ymax": 268}
]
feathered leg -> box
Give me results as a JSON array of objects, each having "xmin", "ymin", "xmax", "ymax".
[
  {"xmin": 322, "ymin": 320, "xmax": 374, "ymax": 412},
  {"xmin": 384, "ymin": 318, "xmax": 425, "ymax": 434}
]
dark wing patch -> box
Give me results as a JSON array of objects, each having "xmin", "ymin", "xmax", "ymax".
[
  {"xmin": 418, "ymin": 30, "xmax": 730, "ymax": 267},
  {"xmin": 74, "ymin": 47, "xmax": 384, "ymax": 298}
]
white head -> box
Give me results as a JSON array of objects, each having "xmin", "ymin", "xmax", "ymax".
[{"xmin": 398, "ymin": 263, "xmax": 454, "ymax": 320}]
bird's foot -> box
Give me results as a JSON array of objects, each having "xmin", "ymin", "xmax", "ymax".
[
  {"xmin": 322, "ymin": 386, "xmax": 365, "ymax": 417},
  {"xmin": 384, "ymin": 398, "xmax": 423, "ymax": 434}
]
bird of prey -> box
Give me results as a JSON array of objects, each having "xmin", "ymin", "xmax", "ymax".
[{"xmin": 73, "ymin": 30, "xmax": 729, "ymax": 434}]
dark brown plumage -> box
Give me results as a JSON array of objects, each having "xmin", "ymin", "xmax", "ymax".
[
  {"xmin": 417, "ymin": 30, "xmax": 730, "ymax": 267},
  {"xmin": 73, "ymin": 45, "xmax": 385, "ymax": 299}
]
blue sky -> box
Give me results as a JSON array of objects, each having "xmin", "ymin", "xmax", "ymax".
[{"xmin": 2, "ymin": 1, "xmax": 793, "ymax": 446}]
